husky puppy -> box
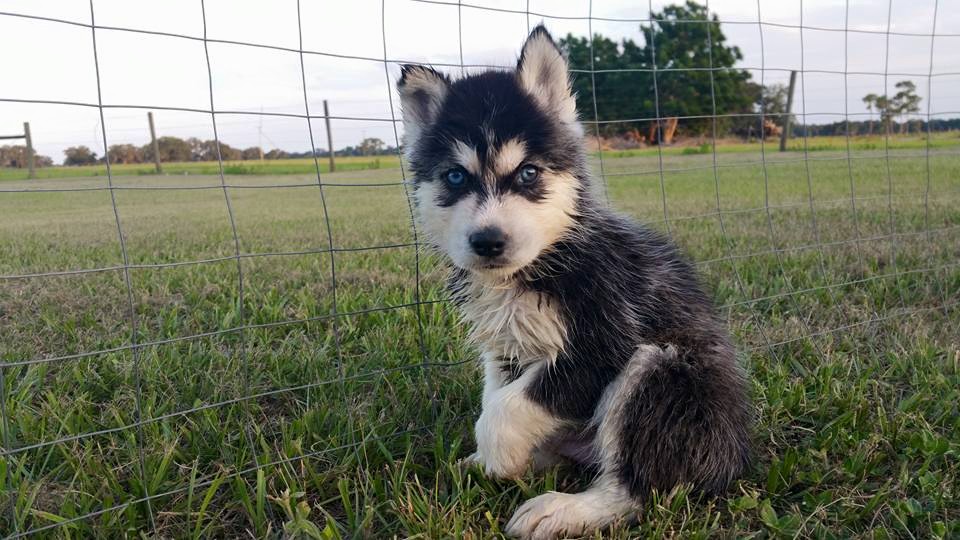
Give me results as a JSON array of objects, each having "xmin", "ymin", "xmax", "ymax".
[{"xmin": 397, "ymin": 26, "xmax": 752, "ymax": 539}]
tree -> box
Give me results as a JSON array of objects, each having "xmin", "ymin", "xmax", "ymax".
[
  {"xmin": 561, "ymin": 33, "xmax": 639, "ymax": 137},
  {"xmin": 0, "ymin": 145, "xmax": 52, "ymax": 168},
  {"xmin": 107, "ymin": 144, "xmax": 143, "ymax": 164},
  {"xmin": 867, "ymin": 81, "xmax": 922, "ymax": 135},
  {"xmin": 241, "ymin": 146, "xmax": 263, "ymax": 160},
  {"xmin": 186, "ymin": 137, "xmax": 205, "ymax": 161},
  {"xmin": 264, "ymin": 149, "xmax": 289, "ymax": 160},
  {"xmin": 218, "ymin": 142, "xmax": 242, "ymax": 161},
  {"xmin": 730, "ymin": 82, "xmax": 790, "ymax": 139},
  {"xmin": 141, "ymin": 136, "xmax": 192, "ymax": 163},
  {"xmin": 560, "ymin": 1, "xmax": 754, "ymax": 141},
  {"xmin": 63, "ymin": 145, "xmax": 98, "ymax": 166},
  {"xmin": 762, "ymin": 83, "xmax": 790, "ymax": 140},
  {"xmin": 192, "ymin": 139, "xmax": 241, "ymax": 161},
  {"xmin": 891, "ymin": 80, "xmax": 921, "ymax": 134},
  {"xmin": 641, "ymin": 1, "xmax": 753, "ymax": 137},
  {"xmin": 875, "ymin": 95, "xmax": 893, "ymax": 134},
  {"xmin": 760, "ymin": 84, "xmax": 790, "ymax": 122},
  {"xmin": 358, "ymin": 137, "xmax": 386, "ymax": 156},
  {"xmin": 862, "ymin": 93, "xmax": 878, "ymax": 135}
]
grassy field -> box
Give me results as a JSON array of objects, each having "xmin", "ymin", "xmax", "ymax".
[
  {"xmin": 0, "ymin": 143, "xmax": 958, "ymax": 538},
  {"xmin": 0, "ymin": 155, "xmax": 398, "ymax": 181}
]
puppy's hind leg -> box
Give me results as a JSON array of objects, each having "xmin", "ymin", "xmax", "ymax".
[
  {"xmin": 506, "ymin": 343, "xmax": 752, "ymax": 539},
  {"xmin": 612, "ymin": 341, "xmax": 752, "ymax": 498}
]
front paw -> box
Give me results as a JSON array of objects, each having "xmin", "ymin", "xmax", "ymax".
[
  {"xmin": 458, "ymin": 451, "xmax": 483, "ymax": 469},
  {"xmin": 474, "ymin": 414, "xmax": 532, "ymax": 479},
  {"xmin": 506, "ymin": 492, "xmax": 580, "ymax": 539}
]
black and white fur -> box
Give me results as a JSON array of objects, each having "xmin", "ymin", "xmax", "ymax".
[{"xmin": 398, "ymin": 26, "xmax": 752, "ymax": 539}]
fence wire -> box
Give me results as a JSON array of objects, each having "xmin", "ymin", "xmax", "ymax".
[{"xmin": 0, "ymin": 0, "xmax": 957, "ymax": 537}]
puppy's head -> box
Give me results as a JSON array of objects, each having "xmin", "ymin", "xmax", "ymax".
[{"xmin": 398, "ymin": 26, "xmax": 587, "ymax": 278}]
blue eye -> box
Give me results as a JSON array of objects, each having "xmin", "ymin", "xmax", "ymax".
[
  {"xmin": 518, "ymin": 164, "xmax": 540, "ymax": 186},
  {"xmin": 445, "ymin": 168, "xmax": 466, "ymax": 186}
]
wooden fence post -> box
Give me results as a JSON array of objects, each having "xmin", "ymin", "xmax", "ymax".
[
  {"xmin": 323, "ymin": 100, "xmax": 335, "ymax": 173},
  {"xmin": 148, "ymin": 112, "xmax": 162, "ymax": 173},
  {"xmin": 780, "ymin": 70, "xmax": 797, "ymax": 152},
  {"xmin": 23, "ymin": 122, "xmax": 35, "ymax": 179}
]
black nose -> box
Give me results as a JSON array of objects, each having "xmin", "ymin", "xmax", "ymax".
[{"xmin": 469, "ymin": 227, "xmax": 507, "ymax": 257}]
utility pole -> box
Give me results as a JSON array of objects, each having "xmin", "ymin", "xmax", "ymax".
[
  {"xmin": 323, "ymin": 100, "xmax": 335, "ymax": 173},
  {"xmin": 148, "ymin": 112, "xmax": 162, "ymax": 173},
  {"xmin": 779, "ymin": 70, "xmax": 797, "ymax": 152},
  {"xmin": 23, "ymin": 122, "xmax": 35, "ymax": 179}
]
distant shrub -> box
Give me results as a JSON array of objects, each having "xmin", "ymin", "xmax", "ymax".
[
  {"xmin": 224, "ymin": 165, "xmax": 254, "ymax": 175},
  {"xmin": 682, "ymin": 143, "xmax": 711, "ymax": 155}
]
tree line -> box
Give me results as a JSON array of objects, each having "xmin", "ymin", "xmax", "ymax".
[
  {"xmin": 55, "ymin": 136, "xmax": 398, "ymax": 167},
  {"xmin": 794, "ymin": 117, "xmax": 960, "ymax": 137},
  {"xmin": 0, "ymin": 135, "xmax": 409, "ymax": 169}
]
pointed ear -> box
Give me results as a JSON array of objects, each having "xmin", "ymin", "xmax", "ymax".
[
  {"xmin": 516, "ymin": 25, "xmax": 577, "ymax": 124},
  {"xmin": 398, "ymin": 64, "xmax": 450, "ymax": 144}
]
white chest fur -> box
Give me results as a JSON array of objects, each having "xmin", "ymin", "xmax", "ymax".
[{"xmin": 458, "ymin": 279, "xmax": 567, "ymax": 362}]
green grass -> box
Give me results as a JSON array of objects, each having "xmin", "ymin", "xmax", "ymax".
[
  {"xmin": 0, "ymin": 144, "xmax": 958, "ymax": 538},
  {"xmin": 0, "ymin": 155, "xmax": 400, "ymax": 181}
]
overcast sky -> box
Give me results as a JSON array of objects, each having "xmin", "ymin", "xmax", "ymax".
[{"xmin": 1, "ymin": 0, "xmax": 958, "ymax": 161}]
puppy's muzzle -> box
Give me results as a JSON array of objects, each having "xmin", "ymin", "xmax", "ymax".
[{"xmin": 469, "ymin": 226, "xmax": 507, "ymax": 258}]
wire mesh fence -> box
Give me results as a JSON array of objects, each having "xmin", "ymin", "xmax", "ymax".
[{"xmin": 1, "ymin": 0, "xmax": 958, "ymax": 537}]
